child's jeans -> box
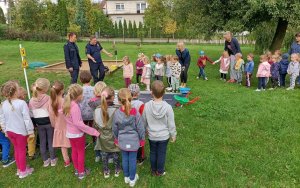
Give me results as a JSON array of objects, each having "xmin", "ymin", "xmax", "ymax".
[
  {"xmin": 290, "ymin": 74, "xmax": 298, "ymax": 88},
  {"xmin": 236, "ymin": 71, "xmax": 243, "ymax": 83},
  {"xmin": 124, "ymin": 78, "xmax": 131, "ymax": 88},
  {"xmin": 7, "ymin": 131, "xmax": 27, "ymax": 172},
  {"xmin": 121, "ymin": 151, "xmax": 137, "ymax": 181},
  {"xmin": 198, "ymin": 67, "xmax": 206, "ymax": 79},
  {"xmin": 37, "ymin": 124, "xmax": 55, "ymax": 161},
  {"xmin": 245, "ymin": 73, "xmax": 252, "ymax": 87},
  {"xmin": 0, "ymin": 132, "xmax": 10, "ymax": 161},
  {"xmin": 280, "ymin": 74, "xmax": 287, "ymax": 87},
  {"xmin": 149, "ymin": 139, "xmax": 169, "ymax": 174},
  {"xmin": 101, "ymin": 151, "xmax": 121, "ymax": 173},
  {"xmin": 69, "ymin": 135, "xmax": 86, "ymax": 174},
  {"xmin": 167, "ymin": 77, "xmax": 171, "ymax": 87},
  {"xmin": 171, "ymin": 76, "xmax": 180, "ymax": 91},
  {"xmin": 271, "ymin": 77, "xmax": 279, "ymax": 88},
  {"xmin": 258, "ymin": 77, "xmax": 267, "ymax": 89}
]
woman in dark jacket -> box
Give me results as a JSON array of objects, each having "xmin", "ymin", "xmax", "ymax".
[{"xmin": 176, "ymin": 42, "xmax": 191, "ymax": 88}]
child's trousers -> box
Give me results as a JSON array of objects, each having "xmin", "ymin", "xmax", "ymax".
[
  {"xmin": 0, "ymin": 132, "xmax": 10, "ymax": 161},
  {"xmin": 101, "ymin": 151, "xmax": 121, "ymax": 173},
  {"xmin": 198, "ymin": 67, "xmax": 206, "ymax": 79},
  {"xmin": 37, "ymin": 124, "xmax": 55, "ymax": 161},
  {"xmin": 7, "ymin": 131, "xmax": 27, "ymax": 172},
  {"xmin": 69, "ymin": 135, "xmax": 86, "ymax": 174},
  {"xmin": 149, "ymin": 139, "xmax": 169, "ymax": 175},
  {"xmin": 236, "ymin": 71, "xmax": 243, "ymax": 83},
  {"xmin": 258, "ymin": 77, "xmax": 267, "ymax": 89},
  {"xmin": 280, "ymin": 74, "xmax": 287, "ymax": 87},
  {"xmin": 290, "ymin": 74, "xmax": 298, "ymax": 88},
  {"xmin": 271, "ymin": 77, "xmax": 279, "ymax": 88},
  {"xmin": 121, "ymin": 151, "xmax": 137, "ymax": 181},
  {"xmin": 245, "ymin": 73, "xmax": 252, "ymax": 87},
  {"xmin": 171, "ymin": 76, "xmax": 179, "ymax": 91}
]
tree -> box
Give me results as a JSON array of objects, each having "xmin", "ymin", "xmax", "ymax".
[
  {"xmin": 57, "ymin": 0, "xmax": 69, "ymax": 36},
  {"xmin": 84, "ymin": 0, "xmax": 95, "ymax": 34},
  {"xmin": 164, "ymin": 18, "xmax": 177, "ymax": 41},
  {"xmin": 74, "ymin": 0, "xmax": 88, "ymax": 35},
  {"xmin": 128, "ymin": 20, "xmax": 133, "ymax": 38},
  {"xmin": 133, "ymin": 21, "xmax": 137, "ymax": 38},
  {"xmin": 118, "ymin": 20, "xmax": 123, "ymax": 39},
  {"xmin": 15, "ymin": 0, "xmax": 43, "ymax": 31},
  {"xmin": 93, "ymin": 9, "xmax": 114, "ymax": 37},
  {"xmin": 123, "ymin": 19, "xmax": 128, "ymax": 38},
  {"xmin": 42, "ymin": 1, "xmax": 59, "ymax": 33},
  {"xmin": 137, "ymin": 22, "xmax": 145, "ymax": 43},
  {"xmin": 0, "ymin": 7, "xmax": 6, "ymax": 24}
]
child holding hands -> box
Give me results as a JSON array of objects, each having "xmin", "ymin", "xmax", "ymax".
[
  {"xmin": 256, "ymin": 55, "xmax": 271, "ymax": 91},
  {"xmin": 141, "ymin": 56, "xmax": 152, "ymax": 91},
  {"xmin": 123, "ymin": 56, "xmax": 134, "ymax": 88},
  {"xmin": 214, "ymin": 51, "xmax": 230, "ymax": 81}
]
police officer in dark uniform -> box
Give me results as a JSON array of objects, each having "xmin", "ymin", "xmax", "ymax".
[
  {"xmin": 86, "ymin": 35, "xmax": 113, "ymax": 84},
  {"xmin": 64, "ymin": 32, "xmax": 82, "ymax": 84}
]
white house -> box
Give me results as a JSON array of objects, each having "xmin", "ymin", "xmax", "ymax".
[{"xmin": 103, "ymin": 0, "xmax": 147, "ymax": 26}]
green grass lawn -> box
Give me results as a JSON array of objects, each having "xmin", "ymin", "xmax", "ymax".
[{"xmin": 0, "ymin": 40, "xmax": 300, "ymax": 187}]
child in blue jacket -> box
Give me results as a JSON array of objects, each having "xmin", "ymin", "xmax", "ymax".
[{"xmin": 279, "ymin": 53, "xmax": 290, "ymax": 87}]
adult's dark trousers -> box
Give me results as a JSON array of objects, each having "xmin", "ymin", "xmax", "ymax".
[
  {"xmin": 149, "ymin": 139, "xmax": 169, "ymax": 174},
  {"xmin": 70, "ymin": 69, "xmax": 79, "ymax": 84},
  {"xmin": 89, "ymin": 62, "xmax": 105, "ymax": 84},
  {"xmin": 180, "ymin": 64, "xmax": 190, "ymax": 84}
]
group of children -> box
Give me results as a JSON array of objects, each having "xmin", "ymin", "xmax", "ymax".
[
  {"xmin": 196, "ymin": 50, "xmax": 300, "ymax": 91},
  {"xmin": 0, "ymin": 70, "xmax": 177, "ymax": 187},
  {"xmin": 122, "ymin": 53, "xmax": 182, "ymax": 93}
]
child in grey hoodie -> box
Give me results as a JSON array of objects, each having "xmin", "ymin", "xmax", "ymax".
[
  {"xmin": 112, "ymin": 88, "xmax": 145, "ymax": 187},
  {"xmin": 287, "ymin": 53, "xmax": 300, "ymax": 90},
  {"xmin": 143, "ymin": 81, "xmax": 177, "ymax": 176}
]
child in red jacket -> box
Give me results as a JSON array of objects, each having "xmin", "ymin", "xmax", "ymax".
[{"xmin": 197, "ymin": 51, "xmax": 215, "ymax": 80}]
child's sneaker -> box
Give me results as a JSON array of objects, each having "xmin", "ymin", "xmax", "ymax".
[
  {"xmin": 74, "ymin": 170, "xmax": 79, "ymax": 177},
  {"xmin": 137, "ymin": 158, "xmax": 145, "ymax": 166},
  {"xmin": 64, "ymin": 160, "xmax": 71, "ymax": 168},
  {"xmin": 19, "ymin": 167, "xmax": 34, "ymax": 179},
  {"xmin": 157, "ymin": 171, "xmax": 166, "ymax": 177},
  {"xmin": 78, "ymin": 168, "xmax": 91, "ymax": 180},
  {"xmin": 129, "ymin": 174, "xmax": 139, "ymax": 187},
  {"xmin": 255, "ymin": 89, "xmax": 261, "ymax": 92},
  {"xmin": 2, "ymin": 157, "xmax": 15, "ymax": 168},
  {"xmin": 287, "ymin": 87, "xmax": 294, "ymax": 90},
  {"xmin": 196, "ymin": 76, "xmax": 199, "ymax": 79},
  {"xmin": 43, "ymin": 158, "xmax": 51, "ymax": 167},
  {"xmin": 108, "ymin": 158, "xmax": 114, "ymax": 164},
  {"xmin": 124, "ymin": 177, "xmax": 130, "ymax": 184},
  {"xmin": 114, "ymin": 169, "xmax": 121, "ymax": 177},
  {"xmin": 205, "ymin": 77, "xmax": 208, "ymax": 81},
  {"xmin": 95, "ymin": 156, "xmax": 101, "ymax": 163},
  {"xmin": 268, "ymin": 88, "xmax": 274, "ymax": 90},
  {"xmin": 51, "ymin": 158, "xmax": 58, "ymax": 167},
  {"xmin": 104, "ymin": 171, "xmax": 110, "ymax": 179}
]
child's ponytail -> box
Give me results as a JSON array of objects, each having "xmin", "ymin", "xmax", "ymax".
[
  {"xmin": 100, "ymin": 87, "xmax": 115, "ymax": 127},
  {"xmin": 118, "ymin": 88, "xmax": 132, "ymax": 117},
  {"xmin": 50, "ymin": 81, "xmax": 64, "ymax": 116},
  {"xmin": 63, "ymin": 84, "xmax": 83, "ymax": 116}
]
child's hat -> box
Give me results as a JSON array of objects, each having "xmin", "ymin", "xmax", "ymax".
[
  {"xmin": 155, "ymin": 53, "xmax": 162, "ymax": 58},
  {"xmin": 282, "ymin": 53, "xmax": 289, "ymax": 60},
  {"xmin": 199, "ymin": 51, "xmax": 205, "ymax": 55},
  {"xmin": 128, "ymin": 84, "xmax": 140, "ymax": 95}
]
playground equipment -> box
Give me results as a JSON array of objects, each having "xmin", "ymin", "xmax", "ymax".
[{"xmin": 174, "ymin": 88, "xmax": 200, "ymax": 107}]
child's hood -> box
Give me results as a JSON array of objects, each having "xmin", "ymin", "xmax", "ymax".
[
  {"xmin": 30, "ymin": 94, "xmax": 50, "ymax": 109},
  {"xmin": 147, "ymin": 100, "xmax": 168, "ymax": 119}
]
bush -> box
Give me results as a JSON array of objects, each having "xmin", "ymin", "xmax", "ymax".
[
  {"xmin": 5, "ymin": 29, "xmax": 61, "ymax": 42},
  {"xmin": 0, "ymin": 24, "xmax": 7, "ymax": 39}
]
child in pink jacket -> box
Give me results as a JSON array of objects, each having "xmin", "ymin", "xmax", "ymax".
[
  {"xmin": 63, "ymin": 84, "xmax": 100, "ymax": 180},
  {"xmin": 256, "ymin": 55, "xmax": 271, "ymax": 91},
  {"xmin": 123, "ymin": 56, "xmax": 134, "ymax": 88}
]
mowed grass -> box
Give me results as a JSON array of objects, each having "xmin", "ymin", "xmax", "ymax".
[{"xmin": 0, "ymin": 40, "xmax": 300, "ymax": 187}]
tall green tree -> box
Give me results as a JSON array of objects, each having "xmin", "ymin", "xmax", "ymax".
[
  {"xmin": 0, "ymin": 7, "xmax": 6, "ymax": 24},
  {"xmin": 15, "ymin": 0, "xmax": 43, "ymax": 31},
  {"xmin": 74, "ymin": 0, "xmax": 88, "ymax": 35},
  {"xmin": 118, "ymin": 20, "xmax": 123, "ymax": 38},
  {"xmin": 128, "ymin": 20, "xmax": 133, "ymax": 38},
  {"xmin": 133, "ymin": 21, "xmax": 137, "ymax": 38},
  {"xmin": 57, "ymin": 0, "xmax": 69, "ymax": 36},
  {"xmin": 123, "ymin": 19, "xmax": 128, "ymax": 38}
]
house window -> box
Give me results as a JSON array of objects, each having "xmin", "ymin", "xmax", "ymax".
[
  {"xmin": 137, "ymin": 3, "xmax": 146, "ymax": 13},
  {"xmin": 116, "ymin": 3, "xmax": 124, "ymax": 11}
]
